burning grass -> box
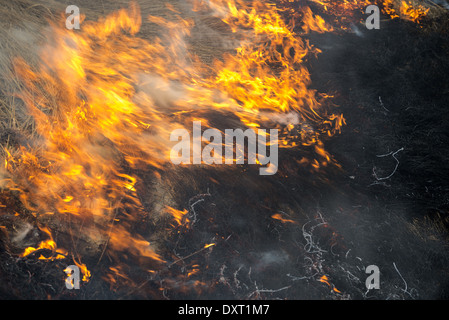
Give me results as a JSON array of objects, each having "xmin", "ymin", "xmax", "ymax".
[{"xmin": 0, "ymin": 0, "xmax": 449, "ymax": 300}]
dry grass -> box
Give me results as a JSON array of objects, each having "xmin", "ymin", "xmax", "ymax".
[
  {"xmin": 408, "ymin": 213, "xmax": 449, "ymax": 243},
  {"xmin": 0, "ymin": 0, "xmax": 64, "ymax": 156}
]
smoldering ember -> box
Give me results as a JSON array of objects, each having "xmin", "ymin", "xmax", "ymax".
[{"xmin": 0, "ymin": 0, "xmax": 449, "ymax": 301}]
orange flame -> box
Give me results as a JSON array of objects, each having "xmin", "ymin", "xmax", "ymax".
[
  {"xmin": 301, "ymin": 7, "xmax": 334, "ymax": 34},
  {"xmin": 203, "ymin": 243, "xmax": 216, "ymax": 249},
  {"xmin": 307, "ymin": 0, "xmax": 429, "ymax": 28},
  {"xmin": 271, "ymin": 213, "xmax": 298, "ymax": 224},
  {"xmin": 319, "ymin": 275, "xmax": 341, "ymax": 293},
  {"xmin": 72, "ymin": 257, "xmax": 92, "ymax": 282},
  {"xmin": 165, "ymin": 206, "xmax": 189, "ymax": 226},
  {"xmin": 20, "ymin": 226, "xmax": 67, "ymax": 260},
  {"xmin": 383, "ymin": 0, "xmax": 429, "ymax": 23}
]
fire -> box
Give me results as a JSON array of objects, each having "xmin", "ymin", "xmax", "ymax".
[
  {"xmin": 382, "ymin": 0, "xmax": 429, "ymax": 23},
  {"xmin": 72, "ymin": 258, "xmax": 91, "ymax": 282},
  {"xmin": 187, "ymin": 265, "xmax": 200, "ymax": 277},
  {"xmin": 319, "ymin": 274, "xmax": 331, "ymax": 286},
  {"xmin": 310, "ymin": 0, "xmax": 372, "ymax": 16},
  {"xmin": 165, "ymin": 206, "xmax": 190, "ymax": 227},
  {"xmin": 203, "ymin": 243, "xmax": 216, "ymax": 249},
  {"xmin": 307, "ymin": 0, "xmax": 430, "ymax": 28},
  {"xmin": 2, "ymin": 0, "xmax": 349, "ymax": 291},
  {"xmin": 271, "ymin": 213, "xmax": 298, "ymax": 224},
  {"xmin": 301, "ymin": 7, "xmax": 334, "ymax": 34},
  {"xmin": 20, "ymin": 226, "xmax": 67, "ymax": 260},
  {"xmin": 319, "ymin": 275, "xmax": 341, "ymax": 293},
  {"xmin": 308, "ymin": 0, "xmax": 372, "ymax": 28}
]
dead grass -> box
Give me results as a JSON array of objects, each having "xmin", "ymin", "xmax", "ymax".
[
  {"xmin": 0, "ymin": 1, "xmax": 63, "ymax": 156},
  {"xmin": 408, "ymin": 213, "xmax": 449, "ymax": 243}
]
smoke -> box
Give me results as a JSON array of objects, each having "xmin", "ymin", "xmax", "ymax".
[
  {"xmin": 350, "ymin": 23, "xmax": 365, "ymax": 37},
  {"xmin": 135, "ymin": 74, "xmax": 187, "ymax": 110},
  {"xmin": 266, "ymin": 112, "xmax": 300, "ymax": 126},
  {"xmin": 254, "ymin": 250, "xmax": 289, "ymax": 271},
  {"xmin": 11, "ymin": 222, "xmax": 34, "ymax": 246}
]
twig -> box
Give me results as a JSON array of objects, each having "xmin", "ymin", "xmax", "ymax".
[
  {"xmin": 168, "ymin": 243, "xmax": 215, "ymax": 268},
  {"xmin": 287, "ymin": 272, "xmax": 318, "ymax": 281},
  {"xmin": 255, "ymin": 286, "xmax": 291, "ymax": 293},
  {"xmin": 233, "ymin": 266, "xmax": 243, "ymax": 289},
  {"xmin": 378, "ymin": 96, "xmax": 390, "ymax": 113},
  {"xmin": 188, "ymin": 190, "xmax": 211, "ymax": 224},
  {"xmin": 393, "ymin": 262, "xmax": 407, "ymax": 291},
  {"xmin": 302, "ymin": 214, "xmax": 328, "ymax": 254},
  {"xmin": 345, "ymin": 249, "xmax": 351, "ymax": 259},
  {"xmin": 393, "ymin": 262, "xmax": 416, "ymax": 298},
  {"xmin": 247, "ymin": 285, "xmax": 291, "ymax": 299},
  {"xmin": 373, "ymin": 147, "xmax": 404, "ymax": 181}
]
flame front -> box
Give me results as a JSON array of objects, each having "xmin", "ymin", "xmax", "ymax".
[
  {"xmin": 303, "ymin": 0, "xmax": 430, "ymax": 28},
  {"xmin": 382, "ymin": 0, "xmax": 429, "ymax": 22}
]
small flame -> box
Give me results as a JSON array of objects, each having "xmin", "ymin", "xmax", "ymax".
[
  {"xmin": 301, "ymin": 7, "xmax": 334, "ymax": 34},
  {"xmin": 318, "ymin": 275, "xmax": 341, "ymax": 294},
  {"xmin": 165, "ymin": 206, "xmax": 190, "ymax": 226},
  {"xmin": 20, "ymin": 226, "xmax": 67, "ymax": 260},
  {"xmin": 271, "ymin": 213, "xmax": 298, "ymax": 224},
  {"xmin": 319, "ymin": 274, "xmax": 331, "ymax": 286},
  {"xmin": 204, "ymin": 243, "xmax": 216, "ymax": 249},
  {"xmin": 69, "ymin": 257, "xmax": 91, "ymax": 283}
]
